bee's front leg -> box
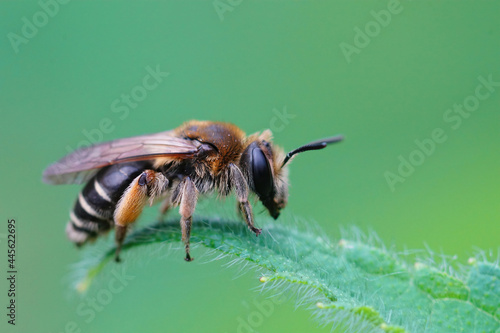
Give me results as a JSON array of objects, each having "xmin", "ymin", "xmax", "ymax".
[
  {"xmin": 114, "ymin": 170, "xmax": 168, "ymax": 262},
  {"xmin": 229, "ymin": 164, "xmax": 262, "ymax": 236},
  {"xmin": 174, "ymin": 177, "xmax": 198, "ymax": 262}
]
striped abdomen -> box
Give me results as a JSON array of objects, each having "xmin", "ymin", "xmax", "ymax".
[{"xmin": 66, "ymin": 161, "xmax": 150, "ymax": 245}]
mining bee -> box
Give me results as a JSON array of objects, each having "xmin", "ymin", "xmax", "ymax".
[{"xmin": 43, "ymin": 121, "xmax": 343, "ymax": 262}]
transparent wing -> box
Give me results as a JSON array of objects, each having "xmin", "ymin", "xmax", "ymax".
[{"xmin": 43, "ymin": 130, "xmax": 197, "ymax": 185}]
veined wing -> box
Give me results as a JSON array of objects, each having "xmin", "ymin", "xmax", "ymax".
[{"xmin": 43, "ymin": 130, "xmax": 197, "ymax": 185}]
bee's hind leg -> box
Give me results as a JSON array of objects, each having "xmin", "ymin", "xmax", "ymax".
[
  {"xmin": 114, "ymin": 170, "xmax": 168, "ymax": 262},
  {"xmin": 114, "ymin": 225, "xmax": 128, "ymax": 263},
  {"xmin": 229, "ymin": 164, "xmax": 262, "ymax": 236}
]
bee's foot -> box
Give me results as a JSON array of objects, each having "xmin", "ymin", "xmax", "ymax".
[{"xmin": 253, "ymin": 228, "xmax": 262, "ymax": 236}]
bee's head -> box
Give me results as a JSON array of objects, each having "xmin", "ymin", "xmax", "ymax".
[{"xmin": 240, "ymin": 130, "xmax": 343, "ymax": 219}]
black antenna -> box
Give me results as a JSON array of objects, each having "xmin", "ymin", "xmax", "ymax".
[{"xmin": 281, "ymin": 135, "xmax": 344, "ymax": 168}]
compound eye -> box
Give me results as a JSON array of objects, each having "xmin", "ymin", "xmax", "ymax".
[{"xmin": 251, "ymin": 147, "xmax": 274, "ymax": 199}]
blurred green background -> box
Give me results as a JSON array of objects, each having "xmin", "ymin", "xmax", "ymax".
[{"xmin": 1, "ymin": 1, "xmax": 499, "ymax": 332}]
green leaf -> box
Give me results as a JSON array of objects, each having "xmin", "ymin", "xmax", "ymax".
[{"xmin": 75, "ymin": 218, "xmax": 500, "ymax": 333}]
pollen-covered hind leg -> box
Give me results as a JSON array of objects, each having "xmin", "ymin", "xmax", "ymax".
[{"xmin": 113, "ymin": 170, "xmax": 168, "ymax": 262}]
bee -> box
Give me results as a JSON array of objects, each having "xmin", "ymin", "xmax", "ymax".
[{"xmin": 43, "ymin": 121, "xmax": 343, "ymax": 262}]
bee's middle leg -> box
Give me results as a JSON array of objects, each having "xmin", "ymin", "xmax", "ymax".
[
  {"xmin": 176, "ymin": 177, "xmax": 198, "ymax": 262},
  {"xmin": 230, "ymin": 164, "xmax": 262, "ymax": 236}
]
